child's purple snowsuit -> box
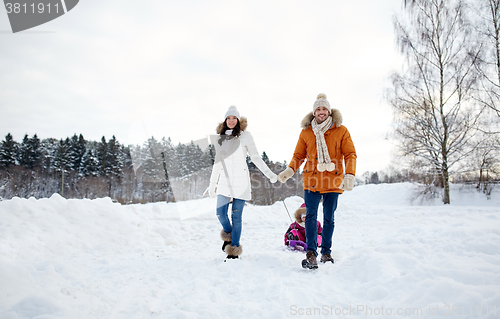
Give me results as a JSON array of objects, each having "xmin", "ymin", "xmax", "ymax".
[{"xmin": 284, "ymin": 204, "xmax": 322, "ymax": 248}]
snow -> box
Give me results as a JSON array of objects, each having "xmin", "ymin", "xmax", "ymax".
[{"xmin": 0, "ymin": 183, "xmax": 499, "ymax": 319}]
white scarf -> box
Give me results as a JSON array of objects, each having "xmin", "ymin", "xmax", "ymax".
[{"xmin": 311, "ymin": 116, "xmax": 335, "ymax": 172}]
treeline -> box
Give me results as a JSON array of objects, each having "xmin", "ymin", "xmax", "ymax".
[
  {"xmin": 2, "ymin": 132, "xmax": 496, "ymax": 205},
  {"xmin": 0, "ymin": 133, "xmax": 303, "ymax": 205}
]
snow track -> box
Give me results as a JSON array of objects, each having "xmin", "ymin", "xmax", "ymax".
[{"xmin": 0, "ymin": 183, "xmax": 499, "ymax": 318}]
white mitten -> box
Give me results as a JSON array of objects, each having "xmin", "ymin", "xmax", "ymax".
[
  {"xmin": 269, "ymin": 173, "xmax": 278, "ymax": 184},
  {"xmin": 277, "ymin": 167, "xmax": 294, "ymax": 183},
  {"xmin": 208, "ymin": 183, "xmax": 217, "ymax": 198},
  {"xmin": 339, "ymin": 174, "xmax": 355, "ymax": 191}
]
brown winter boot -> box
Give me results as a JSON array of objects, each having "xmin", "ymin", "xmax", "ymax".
[
  {"xmin": 225, "ymin": 245, "xmax": 243, "ymax": 259},
  {"xmin": 302, "ymin": 251, "xmax": 318, "ymax": 269},
  {"xmin": 320, "ymin": 254, "xmax": 334, "ymax": 264}
]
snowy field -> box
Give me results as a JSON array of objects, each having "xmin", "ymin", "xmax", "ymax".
[{"xmin": 0, "ymin": 183, "xmax": 499, "ymax": 319}]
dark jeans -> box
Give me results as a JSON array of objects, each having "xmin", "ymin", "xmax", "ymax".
[{"xmin": 304, "ymin": 190, "xmax": 339, "ymax": 256}]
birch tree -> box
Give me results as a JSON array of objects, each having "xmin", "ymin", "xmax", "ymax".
[
  {"xmin": 470, "ymin": 0, "xmax": 500, "ymax": 117},
  {"xmin": 389, "ymin": 0, "xmax": 483, "ymax": 204}
]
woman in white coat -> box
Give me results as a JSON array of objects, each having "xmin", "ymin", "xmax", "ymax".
[{"xmin": 209, "ymin": 106, "xmax": 277, "ymax": 259}]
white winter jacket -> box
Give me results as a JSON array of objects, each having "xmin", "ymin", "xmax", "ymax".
[{"xmin": 210, "ymin": 128, "xmax": 276, "ymax": 201}]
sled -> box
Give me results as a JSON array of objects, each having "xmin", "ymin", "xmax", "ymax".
[{"xmin": 287, "ymin": 240, "xmax": 308, "ymax": 251}]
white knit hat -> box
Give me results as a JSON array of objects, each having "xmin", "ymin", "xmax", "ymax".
[
  {"xmin": 224, "ymin": 105, "xmax": 240, "ymax": 120},
  {"xmin": 313, "ymin": 93, "xmax": 331, "ymax": 114}
]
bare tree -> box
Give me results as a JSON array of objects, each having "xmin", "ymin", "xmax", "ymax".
[
  {"xmin": 475, "ymin": 135, "xmax": 500, "ymax": 192},
  {"xmin": 389, "ymin": 0, "xmax": 484, "ymax": 204},
  {"xmin": 469, "ymin": 0, "xmax": 500, "ymax": 118}
]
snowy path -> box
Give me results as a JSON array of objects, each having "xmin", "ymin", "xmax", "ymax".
[{"xmin": 1, "ymin": 184, "xmax": 499, "ymax": 318}]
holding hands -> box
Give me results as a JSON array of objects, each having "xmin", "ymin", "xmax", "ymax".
[
  {"xmin": 269, "ymin": 173, "xmax": 278, "ymax": 184},
  {"xmin": 277, "ymin": 167, "xmax": 294, "ymax": 183}
]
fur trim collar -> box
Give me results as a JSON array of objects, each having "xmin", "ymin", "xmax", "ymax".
[
  {"xmin": 216, "ymin": 116, "xmax": 248, "ymax": 134},
  {"xmin": 295, "ymin": 206, "xmax": 306, "ymax": 224},
  {"xmin": 300, "ymin": 109, "xmax": 342, "ymax": 130}
]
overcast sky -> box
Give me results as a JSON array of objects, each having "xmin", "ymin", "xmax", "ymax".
[{"xmin": 0, "ymin": 0, "xmax": 405, "ymax": 175}]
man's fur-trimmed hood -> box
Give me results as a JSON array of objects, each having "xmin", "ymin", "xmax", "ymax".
[
  {"xmin": 300, "ymin": 109, "xmax": 343, "ymax": 130},
  {"xmin": 216, "ymin": 116, "xmax": 248, "ymax": 134},
  {"xmin": 294, "ymin": 206, "xmax": 306, "ymax": 224}
]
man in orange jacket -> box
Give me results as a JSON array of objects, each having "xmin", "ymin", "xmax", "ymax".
[{"xmin": 278, "ymin": 93, "xmax": 357, "ymax": 269}]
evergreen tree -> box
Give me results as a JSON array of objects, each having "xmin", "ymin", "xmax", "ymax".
[
  {"xmin": 261, "ymin": 151, "xmax": 270, "ymax": 165},
  {"xmin": 18, "ymin": 134, "xmax": 41, "ymax": 169},
  {"xmin": 18, "ymin": 134, "xmax": 30, "ymax": 167},
  {"xmin": 67, "ymin": 134, "xmax": 86, "ymax": 173},
  {"xmin": 184, "ymin": 141, "xmax": 206, "ymax": 174},
  {"xmin": 140, "ymin": 136, "xmax": 170, "ymax": 202},
  {"xmin": 174, "ymin": 143, "xmax": 188, "ymax": 177},
  {"xmin": 40, "ymin": 138, "xmax": 59, "ymax": 171},
  {"xmin": 204, "ymin": 144, "xmax": 215, "ymax": 166},
  {"xmin": 370, "ymin": 172, "xmax": 380, "ymax": 185},
  {"xmin": 0, "ymin": 133, "xmax": 18, "ymax": 168},
  {"xmin": 121, "ymin": 145, "xmax": 133, "ymax": 172},
  {"xmin": 160, "ymin": 138, "xmax": 176, "ymax": 202},
  {"xmin": 80, "ymin": 148, "xmax": 99, "ymax": 176},
  {"xmin": 53, "ymin": 138, "xmax": 70, "ymax": 171},
  {"xmin": 107, "ymin": 136, "xmax": 123, "ymax": 179},
  {"xmin": 97, "ymin": 136, "xmax": 108, "ymax": 177},
  {"xmin": 29, "ymin": 134, "xmax": 42, "ymax": 169},
  {"xmin": 198, "ymin": 145, "xmax": 212, "ymax": 170},
  {"xmin": 161, "ymin": 137, "xmax": 176, "ymax": 175},
  {"xmin": 142, "ymin": 137, "xmax": 164, "ymax": 182}
]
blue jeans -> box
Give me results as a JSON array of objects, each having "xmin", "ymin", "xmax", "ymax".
[
  {"xmin": 304, "ymin": 190, "xmax": 339, "ymax": 256},
  {"xmin": 216, "ymin": 195, "xmax": 245, "ymax": 247}
]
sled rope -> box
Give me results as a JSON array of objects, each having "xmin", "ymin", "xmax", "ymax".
[{"xmin": 282, "ymin": 200, "xmax": 293, "ymax": 223}]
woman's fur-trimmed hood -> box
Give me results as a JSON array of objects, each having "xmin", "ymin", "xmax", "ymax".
[
  {"xmin": 300, "ymin": 109, "xmax": 343, "ymax": 130},
  {"xmin": 294, "ymin": 206, "xmax": 306, "ymax": 224},
  {"xmin": 216, "ymin": 116, "xmax": 248, "ymax": 134}
]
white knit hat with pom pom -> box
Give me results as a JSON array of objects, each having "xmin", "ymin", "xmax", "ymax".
[
  {"xmin": 224, "ymin": 105, "xmax": 240, "ymax": 120},
  {"xmin": 313, "ymin": 93, "xmax": 331, "ymax": 114}
]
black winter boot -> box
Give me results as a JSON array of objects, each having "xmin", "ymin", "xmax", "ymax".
[
  {"xmin": 220, "ymin": 230, "xmax": 232, "ymax": 252},
  {"xmin": 222, "ymin": 241, "xmax": 231, "ymax": 252}
]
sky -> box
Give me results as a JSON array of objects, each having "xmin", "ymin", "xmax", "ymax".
[{"xmin": 0, "ymin": 0, "xmax": 406, "ymax": 175}]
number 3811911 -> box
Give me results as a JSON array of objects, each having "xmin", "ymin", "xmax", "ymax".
[
  {"xmin": 5, "ymin": 3, "xmax": 61, "ymax": 14},
  {"xmin": 444, "ymin": 305, "xmax": 496, "ymax": 316}
]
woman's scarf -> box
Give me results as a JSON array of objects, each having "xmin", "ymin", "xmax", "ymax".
[{"xmin": 217, "ymin": 130, "xmax": 236, "ymax": 146}]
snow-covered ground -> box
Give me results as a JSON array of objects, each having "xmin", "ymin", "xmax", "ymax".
[{"xmin": 0, "ymin": 183, "xmax": 499, "ymax": 319}]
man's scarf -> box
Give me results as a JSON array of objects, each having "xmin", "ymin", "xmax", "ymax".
[{"xmin": 311, "ymin": 116, "xmax": 335, "ymax": 172}]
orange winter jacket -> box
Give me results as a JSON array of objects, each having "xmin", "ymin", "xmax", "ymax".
[{"xmin": 288, "ymin": 110, "xmax": 357, "ymax": 194}]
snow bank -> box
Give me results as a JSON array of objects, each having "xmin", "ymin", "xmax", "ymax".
[{"xmin": 0, "ymin": 183, "xmax": 499, "ymax": 318}]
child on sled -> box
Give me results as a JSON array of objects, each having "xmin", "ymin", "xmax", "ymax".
[{"xmin": 284, "ymin": 203, "xmax": 322, "ymax": 251}]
